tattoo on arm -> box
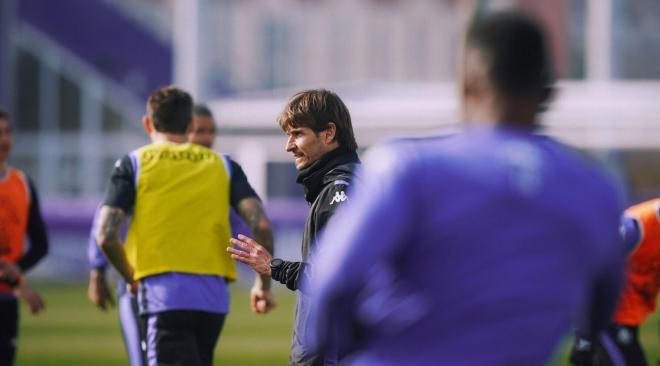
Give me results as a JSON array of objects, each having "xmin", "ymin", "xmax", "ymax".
[
  {"xmin": 97, "ymin": 207, "xmax": 124, "ymax": 245},
  {"xmin": 237, "ymin": 198, "xmax": 275, "ymax": 288},
  {"xmin": 237, "ymin": 198, "xmax": 274, "ymax": 253},
  {"xmin": 96, "ymin": 206, "xmax": 133, "ymax": 282}
]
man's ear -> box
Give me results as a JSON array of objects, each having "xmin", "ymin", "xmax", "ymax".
[
  {"xmin": 185, "ymin": 119, "xmax": 194, "ymax": 134},
  {"xmin": 324, "ymin": 122, "xmax": 337, "ymax": 144},
  {"xmin": 142, "ymin": 116, "xmax": 153, "ymax": 134}
]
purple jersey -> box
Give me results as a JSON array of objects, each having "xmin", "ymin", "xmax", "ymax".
[{"xmin": 309, "ymin": 126, "xmax": 625, "ymax": 365}]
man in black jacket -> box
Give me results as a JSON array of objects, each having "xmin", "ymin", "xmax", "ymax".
[{"xmin": 228, "ymin": 89, "xmax": 360, "ymax": 365}]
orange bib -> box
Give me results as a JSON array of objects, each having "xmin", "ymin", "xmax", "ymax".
[{"xmin": 612, "ymin": 199, "xmax": 660, "ymax": 325}]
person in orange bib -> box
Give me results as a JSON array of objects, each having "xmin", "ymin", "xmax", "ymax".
[
  {"xmin": 571, "ymin": 198, "xmax": 660, "ymax": 366},
  {"xmin": 0, "ymin": 108, "xmax": 48, "ymax": 366}
]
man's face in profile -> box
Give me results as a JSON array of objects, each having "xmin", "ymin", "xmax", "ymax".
[{"xmin": 285, "ymin": 126, "xmax": 332, "ymax": 171}]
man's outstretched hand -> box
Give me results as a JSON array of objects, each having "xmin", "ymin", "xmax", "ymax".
[{"xmin": 228, "ymin": 234, "xmax": 273, "ymax": 276}]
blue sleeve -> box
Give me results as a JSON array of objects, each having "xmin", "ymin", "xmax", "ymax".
[
  {"xmin": 620, "ymin": 215, "xmax": 641, "ymax": 253},
  {"xmin": 307, "ymin": 144, "xmax": 418, "ymax": 355},
  {"xmin": 87, "ymin": 204, "xmax": 108, "ymax": 270}
]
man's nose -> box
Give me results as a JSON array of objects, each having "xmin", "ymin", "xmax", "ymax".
[{"xmin": 285, "ymin": 136, "xmax": 295, "ymax": 152}]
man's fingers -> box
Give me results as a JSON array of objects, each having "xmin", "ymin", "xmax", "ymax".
[
  {"xmin": 230, "ymin": 238, "xmax": 253, "ymax": 251},
  {"xmin": 232, "ymin": 255, "xmax": 256, "ymax": 267},
  {"xmin": 227, "ymin": 248, "xmax": 252, "ymax": 263},
  {"xmin": 227, "ymin": 247, "xmax": 247, "ymax": 256},
  {"xmin": 237, "ymin": 234, "xmax": 259, "ymax": 247},
  {"xmin": 230, "ymin": 253, "xmax": 254, "ymax": 266}
]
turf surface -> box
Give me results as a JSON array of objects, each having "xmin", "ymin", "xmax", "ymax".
[
  {"xmin": 15, "ymin": 282, "xmax": 294, "ymax": 366},
  {"xmin": 13, "ymin": 282, "xmax": 660, "ymax": 365}
]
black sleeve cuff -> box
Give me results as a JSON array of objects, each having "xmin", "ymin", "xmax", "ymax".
[{"xmin": 272, "ymin": 260, "xmax": 304, "ymax": 291}]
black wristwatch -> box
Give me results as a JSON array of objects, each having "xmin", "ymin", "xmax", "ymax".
[{"xmin": 270, "ymin": 258, "xmax": 284, "ymax": 279}]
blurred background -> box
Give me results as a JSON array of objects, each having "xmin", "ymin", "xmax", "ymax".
[{"xmin": 2, "ymin": 0, "xmax": 660, "ymax": 364}]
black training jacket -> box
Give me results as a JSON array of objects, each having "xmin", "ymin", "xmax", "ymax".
[{"xmin": 272, "ymin": 147, "xmax": 360, "ymax": 366}]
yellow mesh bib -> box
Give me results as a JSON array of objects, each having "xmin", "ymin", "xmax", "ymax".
[{"xmin": 125, "ymin": 142, "xmax": 236, "ymax": 281}]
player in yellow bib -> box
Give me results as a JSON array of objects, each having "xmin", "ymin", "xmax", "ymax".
[{"xmin": 96, "ymin": 87, "xmax": 274, "ymax": 366}]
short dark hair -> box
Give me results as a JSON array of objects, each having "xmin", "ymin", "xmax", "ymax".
[
  {"xmin": 193, "ymin": 104, "xmax": 214, "ymax": 118},
  {"xmin": 147, "ymin": 86, "xmax": 193, "ymax": 134},
  {"xmin": 278, "ymin": 89, "xmax": 358, "ymax": 151},
  {"xmin": 466, "ymin": 12, "xmax": 554, "ymax": 97},
  {"xmin": 0, "ymin": 107, "xmax": 10, "ymax": 121}
]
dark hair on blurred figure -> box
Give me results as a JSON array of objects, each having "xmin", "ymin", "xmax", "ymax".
[
  {"xmin": 466, "ymin": 12, "xmax": 554, "ymax": 97},
  {"xmin": 147, "ymin": 86, "xmax": 193, "ymax": 134},
  {"xmin": 278, "ymin": 89, "xmax": 358, "ymax": 152},
  {"xmin": 0, "ymin": 107, "xmax": 10, "ymax": 121},
  {"xmin": 193, "ymin": 104, "xmax": 214, "ymax": 118}
]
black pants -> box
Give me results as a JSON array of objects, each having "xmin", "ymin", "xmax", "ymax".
[
  {"xmin": 0, "ymin": 298, "xmax": 18, "ymax": 366},
  {"xmin": 143, "ymin": 310, "xmax": 225, "ymax": 366},
  {"xmin": 594, "ymin": 324, "xmax": 647, "ymax": 366}
]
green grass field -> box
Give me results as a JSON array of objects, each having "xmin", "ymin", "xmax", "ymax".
[
  {"xmin": 13, "ymin": 282, "xmax": 660, "ymax": 365},
  {"xmin": 15, "ymin": 282, "xmax": 295, "ymax": 366}
]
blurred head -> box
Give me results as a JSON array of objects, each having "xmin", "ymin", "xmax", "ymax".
[
  {"xmin": 189, "ymin": 104, "xmax": 217, "ymax": 148},
  {"xmin": 0, "ymin": 108, "xmax": 11, "ymax": 166},
  {"xmin": 278, "ymin": 89, "xmax": 357, "ymax": 170},
  {"xmin": 144, "ymin": 86, "xmax": 193, "ymax": 135},
  {"xmin": 460, "ymin": 12, "xmax": 554, "ymax": 126}
]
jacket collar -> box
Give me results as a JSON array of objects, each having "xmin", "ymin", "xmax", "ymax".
[{"xmin": 296, "ymin": 147, "xmax": 359, "ymax": 203}]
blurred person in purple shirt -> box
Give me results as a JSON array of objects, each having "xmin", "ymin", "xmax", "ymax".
[{"xmin": 307, "ymin": 12, "xmax": 626, "ymax": 366}]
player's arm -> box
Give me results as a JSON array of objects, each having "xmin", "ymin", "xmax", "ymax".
[
  {"xmin": 226, "ymin": 159, "xmax": 276, "ymax": 312},
  {"xmin": 236, "ymin": 197, "xmax": 274, "ymax": 286},
  {"xmin": 87, "ymin": 204, "xmax": 114, "ymax": 311},
  {"xmin": 17, "ymin": 178, "xmax": 49, "ymax": 272},
  {"xmin": 236, "ymin": 197, "xmax": 278, "ymax": 312},
  {"xmin": 88, "ymin": 205, "xmax": 110, "ymax": 271},
  {"xmin": 96, "ymin": 205, "xmax": 133, "ymax": 283},
  {"xmin": 96, "ymin": 155, "xmax": 136, "ymax": 287}
]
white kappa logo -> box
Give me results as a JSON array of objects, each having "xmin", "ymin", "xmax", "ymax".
[{"xmin": 330, "ymin": 191, "xmax": 348, "ymax": 205}]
